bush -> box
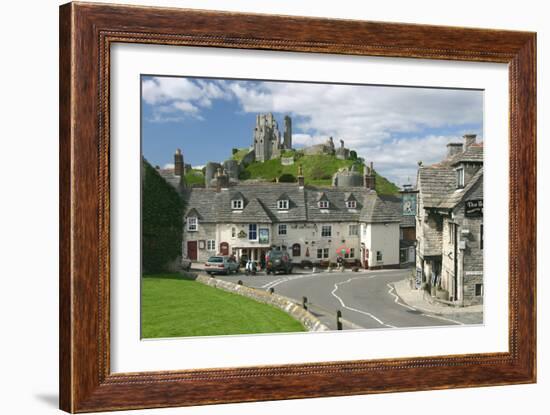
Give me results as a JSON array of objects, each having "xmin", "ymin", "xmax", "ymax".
[
  {"xmin": 142, "ymin": 159, "xmax": 184, "ymax": 273},
  {"xmin": 278, "ymin": 173, "xmax": 296, "ymax": 183}
]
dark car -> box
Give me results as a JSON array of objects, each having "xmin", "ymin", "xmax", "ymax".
[
  {"xmin": 266, "ymin": 250, "xmax": 293, "ymax": 275},
  {"xmin": 205, "ymin": 256, "xmax": 240, "ymax": 275}
]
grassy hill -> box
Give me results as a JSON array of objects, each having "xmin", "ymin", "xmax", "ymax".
[{"xmin": 237, "ymin": 150, "xmax": 399, "ymax": 194}]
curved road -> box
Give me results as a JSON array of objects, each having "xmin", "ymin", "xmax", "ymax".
[{"xmin": 218, "ymin": 269, "xmax": 463, "ymax": 330}]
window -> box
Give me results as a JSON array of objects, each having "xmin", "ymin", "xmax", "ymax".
[
  {"xmin": 231, "ymin": 227, "xmax": 236, "ymax": 238},
  {"xmin": 231, "ymin": 199, "xmax": 243, "ymax": 210},
  {"xmin": 278, "ymin": 224, "xmax": 287, "ymax": 235},
  {"xmin": 376, "ymin": 251, "xmax": 383, "ymax": 262},
  {"xmin": 187, "ymin": 217, "xmax": 198, "ymax": 231},
  {"xmin": 346, "ymin": 200, "xmax": 357, "ymax": 209},
  {"xmin": 475, "ymin": 283, "xmax": 483, "ymax": 296},
  {"xmin": 292, "ymin": 243, "xmax": 301, "ymax": 257},
  {"xmin": 319, "ymin": 200, "xmax": 329, "ymax": 209},
  {"xmin": 456, "ymin": 167, "xmax": 465, "ymax": 188},
  {"xmin": 344, "ymin": 248, "xmax": 355, "ymax": 259},
  {"xmin": 348, "ymin": 224, "xmax": 359, "ymax": 236},
  {"xmin": 321, "ymin": 225, "xmax": 332, "ymax": 237},
  {"xmin": 248, "ymin": 224, "xmax": 257, "ymax": 240},
  {"xmin": 206, "ymin": 240, "xmax": 216, "ymax": 251},
  {"xmin": 317, "ymin": 248, "xmax": 329, "ymax": 259},
  {"xmin": 449, "ymin": 222, "xmax": 456, "ymax": 243},
  {"xmin": 480, "ymin": 224, "xmax": 483, "ymax": 249},
  {"xmin": 277, "ymin": 200, "xmax": 289, "ymax": 210}
]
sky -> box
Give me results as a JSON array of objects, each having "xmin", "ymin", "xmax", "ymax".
[{"xmin": 141, "ymin": 75, "xmax": 483, "ymax": 186}]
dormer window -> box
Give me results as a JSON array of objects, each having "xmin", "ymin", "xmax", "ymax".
[
  {"xmin": 456, "ymin": 167, "xmax": 465, "ymax": 188},
  {"xmin": 187, "ymin": 216, "xmax": 198, "ymax": 231},
  {"xmin": 346, "ymin": 200, "xmax": 357, "ymax": 209},
  {"xmin": 319, "ymin": 200, "xmax": 329, "ymax": 209},
  {"xmin": 232, "ymin": 199, "xmax": 243, "ymax": 210},
  {"xmin": 277, "ymin": 200, "xmax": 289, "ymax": 210}
]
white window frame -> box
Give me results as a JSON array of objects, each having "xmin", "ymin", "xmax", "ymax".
[
  {"xmin": 319, "ymin": 200, "xmax": 329, "ymax": 209},
  {"xmin": 278, "ymin": 224, "xmax": 287, "ymax": 235},
  {"xmin": 321, "ymin": 225, "xmax": 332, "ymax": 237},
  {"xmin": 348, "ymin": 224, "xmax": 359, "ymax": 236},
  {"xmin": 187, "ymin": 216, "xmax": 198, "ymax": 232},
  {"xmin": 231, "ymin": 199, "xmax": 243, "ymax": 210},
  {"xmin": 317, "ymin": 248, "xmax": 329, "ymax": 259},
  {"xmin": 456, "ymin": 167, "xmax": 465, "ymax": 188},
  {"xmin": 248, "ymin": 224, "xmax": 258, "ymax": 241},
  {"xmin": 346, "ymin": 200, "xmax": 357, "ymax": 209},
  {"xmin": 277, "ymin": 200, "xmax": 289, "ymax": 210},
  {"xmin": 206, "ymin": 240, "xmax": 216, "ymax": 251}
]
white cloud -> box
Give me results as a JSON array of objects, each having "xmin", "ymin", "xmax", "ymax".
[
  {"xmin": 142, "ymin": 77, "xmax": 231, "ymax": 121},
  {"xmin": 143, "ymin": 76, "xmax": 482, "ymax": 184},
  {"xmin": 224, "ymin": 80, "xmax": 483, "ymax": 185}
]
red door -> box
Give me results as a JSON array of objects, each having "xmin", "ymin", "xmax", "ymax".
[
  {"xmin": 187, "ymin": 241, "xmax": 197, "ymax": 260},
  {"xmin": 220, "ymin": 242, "xmax": 229, "ymax": 256}
]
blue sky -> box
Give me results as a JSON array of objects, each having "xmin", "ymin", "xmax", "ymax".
[{"xmin": 141, "ymin": 75, "xmax": 483, "ymax": 185}]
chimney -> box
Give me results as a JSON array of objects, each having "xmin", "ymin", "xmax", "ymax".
[
  {"xmin": 446, "ymin": 142, "xmax": 463, "ymax": 158},
  {"xmin": 297, "ymin": 164, "xmax": 305, "ymax": 188},
  {"xmin": 174, "ymin": 149, "xmax": 184, "ymax": 176},
  {"xmin": 364, "ymin": 162, "xmax": 376, "ymax": 190},
  {"xmin": 463, "ymin": 134, "xmax": 477, "ymax": 149},
  {"xmin": 340, "ymin": 139, "xmax": 345, "ymax": 149},
  {"xmin": 215, "ymin": 167, "xmax": 229, "ymax": 191}
]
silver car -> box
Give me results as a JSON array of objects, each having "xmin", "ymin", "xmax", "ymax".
[{"xmin": 205, "ymin": 256, "xmax": 240, "ymax": 275}]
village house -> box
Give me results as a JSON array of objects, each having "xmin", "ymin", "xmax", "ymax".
[
  {"xmin": 181, "ymin": 167, "xmax": 403, "ymax": 269},
  {"xmin": 415, "ymin": 134, "xmax": 483, "ymax": 306}
]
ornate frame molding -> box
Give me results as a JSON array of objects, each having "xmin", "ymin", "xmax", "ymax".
[{"xmin": 60, "ymin": 2, "xmax": 536, "ymax": 412}]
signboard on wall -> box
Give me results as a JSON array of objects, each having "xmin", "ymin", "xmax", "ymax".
[
  {"xmin": 465, "ymin": 199, "xmax": 483, "ymax": 217},
  {"xmin": 259, "ymin": 228, "xmax": 269, "ymax": 244},
  {"xmin": 402, "ymin": 192, "xmax": 417, "ymax": 216}
]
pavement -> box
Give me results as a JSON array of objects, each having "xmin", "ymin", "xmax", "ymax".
[
  {"xmin": 392, "ymin": 278, "xmax": 484, "ymax": 325},
  {"xmin": 205, "ymin": 267, "xmax": 484, "ymax": 331}
]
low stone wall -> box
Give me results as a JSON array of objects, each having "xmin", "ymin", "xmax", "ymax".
[{"xmin": 195, "ymin": 274, "xmax": 329, "ymax": 332}]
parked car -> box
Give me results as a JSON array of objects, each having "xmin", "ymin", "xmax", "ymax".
[
  {"xmin": 181, "ymin": 257, "xmax": 192, "ymax": 271},
  {"xmin": 204, "ymin": 256, "xmax": 240, "ymax": 275},
  {"xmin": 266, "ymin": 250, "xmax": 293, "ymax": 275}
]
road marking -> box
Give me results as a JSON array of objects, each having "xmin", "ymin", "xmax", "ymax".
[
  {"xmin": 261, "ymin": 272, "xmax": 324, "ymax": 289},
  {"xmin": 386, "ymin": 283, "xmax": 464, "ymax": 326},
  {"xmin": 387, "ymin": 283, "xmax": 418, "ymax": 311},
  {"xmin": 331, "ymin": 277, "xmax": 396, "ymax": 328}
]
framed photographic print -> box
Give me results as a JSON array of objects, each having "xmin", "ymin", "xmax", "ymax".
[{"xmin": 59, "ymin": 2, "xmax": 536, "ymax": 412}]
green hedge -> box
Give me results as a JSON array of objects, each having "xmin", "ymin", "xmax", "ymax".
[{"xmin": 142, "ymin": 160, "xmax": 184, "ymax": 273}]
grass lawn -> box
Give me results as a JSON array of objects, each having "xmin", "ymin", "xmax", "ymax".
[{"xmin": 141, "ymin": 274, "xmax": 306, "ymax": 338}]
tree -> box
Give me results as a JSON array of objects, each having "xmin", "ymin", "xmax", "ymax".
[
  {"xmin": 278, "ymin": 173, "xmax": 296, "ymax": 183},
  {"xmin": 349, "ymin": 150, "xmax": 358, "ymax": 160},
  {"xmin": 142, "ymin": 159, "xmax": 184, "ymax": 273}
]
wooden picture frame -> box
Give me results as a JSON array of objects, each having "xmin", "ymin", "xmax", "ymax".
[{"xmin": 59, "ymin": 2, "xmax": 536, "ymax": 412}]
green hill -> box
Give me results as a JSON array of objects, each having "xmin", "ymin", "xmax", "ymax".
[{"xmin": 237, "ymin": 150, "xmax": 399, "ymax": 195}]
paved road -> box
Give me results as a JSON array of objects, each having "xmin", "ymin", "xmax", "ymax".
[{"xmin": 215, "ymin": 269, "xmax": 468, "ymax": 331}]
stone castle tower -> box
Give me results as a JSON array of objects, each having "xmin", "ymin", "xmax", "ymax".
[
  {"xmin": 253, "ymin": 113, "xmax": 293, "ymax": 162},
  {"xmin": 283, "ymin": 115, "xmax": 292, "ymax": 149}
]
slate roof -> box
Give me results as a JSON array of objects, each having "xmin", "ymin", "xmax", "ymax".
[
  {"xmin": 417, "ymin": 143, "xmax": 484, "ymax": 209},
  {"xmin": 400, "ymin": 214, "xmax": 416, "ymax": 228},
  {"xmin": 451, "ymin": 144, "xmax": 483, "ymax": 165},
  {"xmin": 182, "ymin": 183, "xmax": 402, "ymax": 224},
  {"xmin": 438, "ymin": 168, "xmax": 483, "ymax": 209},
  {"xmin": 157, "ymin": 168, "xmax": 180, "ymax": 188}
]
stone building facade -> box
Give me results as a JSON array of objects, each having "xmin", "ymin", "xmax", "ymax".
[{"xmin": 415, "ymin": 134, "xmax": 483, "ymax": 306}]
